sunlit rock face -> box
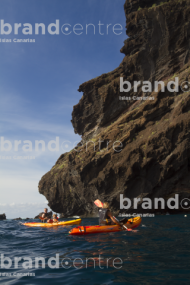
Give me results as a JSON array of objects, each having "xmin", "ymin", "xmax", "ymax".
[{"xmin": 39, "ymin": 0, "xmax": 190, "ymax": 216}]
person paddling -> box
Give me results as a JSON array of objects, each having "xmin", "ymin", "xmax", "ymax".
[
  {"xmin": 41, "ymin": 208, "xmax": 49, "ymax": 223},
  {"xmin": 99, "ymin": 202, "xmax": 121, "ymax": 226},
  {"xmin": 97, "ymin": 201, "xmax": 131, "ymax": 231}
]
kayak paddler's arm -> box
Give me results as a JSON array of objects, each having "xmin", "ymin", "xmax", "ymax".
[
  {"xmin": 41, "ymin": 216, "xmax": 48, "ymax": 223},
  {"xmin": 113, "ymin": 217, "xmax": 123, "ymax": 226},
  {"xmin": 109, "ymin": 213, "xmax": 130, "ymax": 230},
  {"xmin": 108, "ymin": 212, "xmax": 122, "ymax": 226},
  {"xmin": 113, "ymin": 216, "xmax": 130, "ymax": 231}
]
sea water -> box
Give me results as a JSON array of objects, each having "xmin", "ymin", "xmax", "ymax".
[{"xmin": 0, "ymin": 215, "xmax": 189, "ymax": 285}]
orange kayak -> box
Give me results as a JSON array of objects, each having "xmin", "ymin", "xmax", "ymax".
[
  {"xmin": 23, "ymin": 219, "xmax": 81, "ymax": 227},
  {"xmin": 69, "ymin": 216, "xmax": 141, "ymax": 235}
]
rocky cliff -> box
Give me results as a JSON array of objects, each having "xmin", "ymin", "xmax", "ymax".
[{"xmin": 39, "ymin": 0, "xmax": 190, "ymax": 216}]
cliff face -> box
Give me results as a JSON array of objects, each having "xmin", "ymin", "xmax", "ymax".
[{"xmin": 39, "ymin": 0, "xmax": 190, "ymax": 216}]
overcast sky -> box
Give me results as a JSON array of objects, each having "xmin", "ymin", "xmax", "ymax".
[{"xmin": 0, "ymin": 0, "xmax": 126, "ymax": 218}]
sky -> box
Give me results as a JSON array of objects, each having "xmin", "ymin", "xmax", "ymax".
[{"xmin": 0, "ymin": 0, "xmax": 127, "ymax": 218}]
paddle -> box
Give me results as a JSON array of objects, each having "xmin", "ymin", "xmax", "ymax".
[
  {"xmin": 94, "ymin": 199, "xmax": 131, "ymax": 231},
  {"xmin": 113, "ymin": 216, "xmax": 131, "ymax": 231},
  {"xmin": 94, "ymin": 199, "xmax": 103, "ymax": 208},
  {"xmin": 39, "ymin": 216, "xmax": 44, "ymax": 221},
  {"xmin": 39, "ymin": 216, "xmax": 49, "ymax": 222}
]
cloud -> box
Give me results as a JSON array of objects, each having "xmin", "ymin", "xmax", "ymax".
[
  {"xmin": 0, "ymin": 89, "xmax": 80, "ymax": 138},
  {"xmin": 0, "ymin": 168, "xmax": 47, "ymax": 204},
  {"xmin": 0, "ymin": 203, "xmax": 52, "ymax": 219},
  {"xmin": 1, "ymin": 115, "xmax": 75, "ymax": 136},
  {"xmin": 0, "ymin": 90, "xmax": 80, "ymax": 208}
]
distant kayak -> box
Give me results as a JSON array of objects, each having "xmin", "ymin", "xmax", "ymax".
[
  {"xmin": 69, "ymin": 217, "xmax": 141, "ymax": 235},
  {"xmin": 23, "ymin": 219, "xmax": 81, "ymax": 227}
]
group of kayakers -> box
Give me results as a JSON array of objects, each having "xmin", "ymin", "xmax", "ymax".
[
  {"xmin": 41, "ymin": 208, "xmax": 59, "ymax": 223},
  {"xmin": 41, "ymin": 202, "xmax": 128, "ymax": 228}
]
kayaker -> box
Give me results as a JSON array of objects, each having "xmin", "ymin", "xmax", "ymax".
[
  {"xmin": 47, "ymin": 214, "xmax": 59, "ymax": 223},
  {"xmin": 99, "ymin": 202, "xmax": 130, "ymax": 227},
  {"xmin": 41, "ymin": 208, "xmax": 49, "ymax": 222},
  {"xmin": 98, "ymin": 202, "xmax": 120, "ymax": 226}
]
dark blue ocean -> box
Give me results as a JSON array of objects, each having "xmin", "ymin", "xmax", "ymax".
[{"xmin": 0, "ymin": 215, "xmax": 189, "ymax": 285}]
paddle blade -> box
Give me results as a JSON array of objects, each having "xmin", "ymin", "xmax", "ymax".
[
  {"xmin": 121, "ymin": 224, "xmax": 129, "ymax": 231},
  {"xmin": 94, "ymin": 199, "xmax": 103, "ymax": 208}
]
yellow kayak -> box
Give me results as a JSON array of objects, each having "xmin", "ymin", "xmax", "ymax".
[{"xmin": 23, "ymin": 219, "xmax": 81, "ymax": 227}]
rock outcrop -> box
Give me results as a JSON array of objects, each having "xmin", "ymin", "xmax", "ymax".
[
  {"xmin": 39, "ymin": 0, "xmax": 190, "ymax": 216},
  {"xmin": 0, "ymin": 214, "xmax": 6, "ymax": 220}
]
